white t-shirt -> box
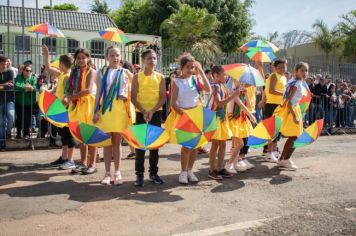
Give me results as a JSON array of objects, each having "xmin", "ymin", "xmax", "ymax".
[
  {"xmin": 98, "ymin": 67, "xmax": 128, "ymax": 98},
  {"xmin": 174, "ymin": 76, "xmax": 200, "ymax": 108}
]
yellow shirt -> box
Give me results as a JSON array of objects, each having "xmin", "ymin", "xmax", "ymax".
[
  {"xmin": 56, "ymin": 72, "xmax": 70, "ymax": 101},
  {"xmin": 136, "ymin": 71, "xmax": 163, "ymax": 111},
  {"xmin": 246, "ymin": 86, "xmax": 256, "ymax": 113},
  {"xmin": 265, "ymin": 72, "xmax": 287, "ymax": 105}
]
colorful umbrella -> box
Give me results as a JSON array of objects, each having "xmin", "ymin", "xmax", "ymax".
[
  {"xmin": 299, "ymin": 80, "xmax": 312, "ymax": 117},
  {"xmin": 223, "ymin": 63, "xmax": 265, "ymax": 87},
  {"xmin": 99, "ymin": 27, "xmax": 129, "ymax": 43},
  {"xmin": 175, "ymin": 106, "xmax": 217, "ymax": 150},
  {"xmin": 68, "ymin": 121, "xmax": 111, "ymax": 147},
  {"xmin": 293, "ymin": 119, "xmax": 324, "ymax": 148},
  {"xmin": 121, "ymin": 123, "xmax": 169, "ymax": 150},
  {"xmin": 240, "ymin": 40, "xmax": 279, "ymax": 53},
  {"xmin": 247, "ymin": 116, "xmax": 282, "ymax": 148},
  {"xmin": 38, "ymin": 91, "xmax": 68, "ymax": 128},
  {"xmin": 246, "ymin": 49, "xmax": 277, "ymax": 63},
  {"xmin": 28, "ymin": 22, "xmax": 65, "ymax": 38}
]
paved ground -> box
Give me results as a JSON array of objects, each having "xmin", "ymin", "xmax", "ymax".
[{"xmin": 0, "ymin": 135, "xmax": 356, "ymax": 236}]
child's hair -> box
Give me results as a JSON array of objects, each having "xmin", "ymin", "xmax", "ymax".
[
  {"xmin": 178, "ymin": 52, "xmax": 195, "ymax": 69},
  {"xmin": 205, "ymin": 69, "xmax": 211, "ymax": 74},
  {"xmin": 0, "ymin": 55, "xmax": 8, "ymax": 63},
  {"xmin": 73, "ymin": 48, "xmax": 91, "ymax": 67},
  {"xmin": 59, "ymin": 54, "xmax": 74, "ymax": 69},
  {"xmin": 294, "ymin": 61, "xmax": 309, "ymax": 72},
  {"xmin": 273, "ymin": 58, "xmax": 287, "ymax": 67},
  {"xmin": 121, "ymin": 60, "xmax": 135, "ymax": 73},
  {"xmin": 141, "ymin": 49, "xmax": 156, "ymax": 59},
  {"xmin": 211, "ymin": 65, "xmax": 224, "ymax": 75},
  {"xmin": 105, "ymin": 45, "xmax": 120, "ymax": 58}
]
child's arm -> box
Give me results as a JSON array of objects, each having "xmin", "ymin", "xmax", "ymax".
[
  {"xmin": 215, "ymin": 89, "xmax": 239, "ymax": 107},
  {"xmin": 131, "ymin": 74, "xmax": 146, "ymax": 115},
  {"xmin": 234, "ymin": 96, "xmax": 256, "ymax": 124},
  {"xmin": 93, "ymin": 70, "xmax": 102, "ymax": 123},
  {"xmin": 269, "ymin": 74, "xmax": 284, "ymax": 96},
  {"xmin": 42, "ymin": 45, "xmax": 61, "ymax": 77},
  {"xmin": 146, "ymin": 75, "xmax": 167, "ymax": 122},
  {"xmin": 171, "ymin": 83, "xmax": 184, "ymax": 115},
  {"xmin": 195, "ymin": 62, "xmax": 211, "ymax": 93}
]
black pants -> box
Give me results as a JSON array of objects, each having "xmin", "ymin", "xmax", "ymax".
[
  {"xmin": 135, "ymin": 111, "xmax": 162, "ymax": 176},
  {"xmin": 263, "ymin": 103, "xmax": 280, "ymax": 152},
  {"xmin": 59, "ymin": 127, "xmax": 76, "ymax": 148},
  {"xmin": 15, "ymin": 104, "xmax": 32, "ymax": 137},
  {"xmin": 239, "ymin": 138, "xmax": 249, "ymax": 155}
]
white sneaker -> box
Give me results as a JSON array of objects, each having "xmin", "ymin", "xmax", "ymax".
[
  {"xmin": 273, "ymin": 151, "xmax": 281, "ymax": 159},
  {"xmin": 224, "ymin": 163, "xmax": 237, "ymax": 174},
  {"xmin": 187, "ymin": 170, "xmax": 199, "ymax": 182},
  {"xmin": 265, "ymin": 152, "xmax": 278, "ymax": 163},
  {"xmin": 234, "ymin": 161, "xmax": 247, "ymax": 172},
  {"xmin": 101, "ymin": 172, "xmax": 112, "ymax": 185},
  {"xmin": 243, "ymin": 159, "xmax": 255, "ymax": 169},
  {"xmin": 277, "ymin": 159, "xmax": 298, "ymax": 170},
  {"xmin": 179, "ymin": 171, "xmax": 188, "ymax": 184}
]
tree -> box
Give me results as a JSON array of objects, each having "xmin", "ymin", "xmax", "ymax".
[
  {"xmin": 160, "ymin": 4, "xmax": 220, "ymax": 61},
  {"xmin": 280, "ymin": 30, "xmax": 310, "ymax": 49},
  {"xmin": 338, "ymin": 10, "xmax": 356, "ymax": 62},
  {"xmin": 90, "ymin": 0, "xmax": 111, "ymax": 14},
  {"xmin": 43, "ymin": 3, "xmax": 78, "ymax": 11}
]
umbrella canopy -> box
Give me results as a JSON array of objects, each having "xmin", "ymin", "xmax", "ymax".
[
  {"xmin": 246, "ymin": 49, "xmax": 277, "ymax": 63},
  {"xmin": 299, "ymin": 81, "xmax": 312, "ymax": 117},
  {"xmin": 223, "ymin": 63, "xmax": 265, "ymax": 87},
  {"xmin": 240, "ymin": 40, "xmax": 279, "ymax": 53},
  {"xmin": 175, "ymin": 106, "xmax": 217, "ymax": 150},
  {"xmin": 99, "ymin": 27, "xmax": 129, "ymax": 43},
  {"xmin": 247, "ymin": 116, "xmax": 282, "ymax": 148},
  {"xmin": 68, "ymin": 121, "xmax": 111, "ymax": 147},
  {"xmin": 38, "ymin": 91, "xmax": 68, "ymax": 128},
  {"xmin": 293, "ymin": 119, "xmax": 324, "ymax": 148},
  {"xmin": 28, "ymin": 22, "xmax": 65, "ymax": 38},
  {"xmin": 122, "ymin": 123, "xmax": 169, "ymax": 150}
]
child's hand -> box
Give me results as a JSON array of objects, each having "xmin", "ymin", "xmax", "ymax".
[
  {"xmin": 145, "ymin": 110, "xmax": 154, "ymax": 122},
  {"xmin": 293, "ymin": 116, "xmax": 299, "ymax": 124},
  {"xmin": 249, "ymin": 114, "xmax": 257, "ymax": 124},
  {"xmin": 63, "ymin": 96, "xmax": 70, "ymax": 106},
  {"xmin": 93, "ymin": 113, "xmax": 99, "ymax": 124},
  {"xmin": 194, "ymin": 61, "xmax": 203, "ymax": 74}
]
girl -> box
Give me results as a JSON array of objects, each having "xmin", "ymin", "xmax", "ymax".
[
  {"xmin": 93, "ymin": 46, "xmax": 132, "ymax": 185},
  {"xmin": 63, "ymin": 48, "xmax": 97, "ymax": 174},
  {"xmin": 131, "ymin": 49, "xmax": 166, "ymax": 187},
  {"xmin": 225, "ymin": 81, "xmax": 256, "ymax": 174},
  {"xmin": 165, "ymin": 53, "xmax": 211, "ymax": 184},
  {"xmin": 275, "ymin": 62, "xmax": 310, "ymax": 170}
]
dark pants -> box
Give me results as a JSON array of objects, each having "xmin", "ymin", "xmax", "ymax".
[
  {"xmin": 239, "ymin": 138, "xmax": 249, "ymax": 155},
  {"xmin": 135, "ymin": 111, "xmax": 162, "ymax": 176},
  {"xmin": 59, "ymin": 127, "xmax": 75, "ymax": 148},
  {"xmin": 263, "ymin": 103, "xmax": 280, "ymax": 152},
  {"xmin": 15, "ymin": 104, "xmax": 32, "ymax": 137}
]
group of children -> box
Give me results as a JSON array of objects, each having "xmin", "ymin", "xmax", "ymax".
[{"xmin": 44, "ymin": 44, "xmax": 310, "ymax": 187}]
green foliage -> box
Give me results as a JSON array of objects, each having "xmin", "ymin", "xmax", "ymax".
[
  {"xmin": 90, "ymin": 0, "xmax": 111, "ymax": 14},
  {"xmin": 338, "ymin": 10, "xmax": 356, "ymax": 62},
  {"xmin": 43, "ymin": 3, "xmax": 78, "ymax": 11}
]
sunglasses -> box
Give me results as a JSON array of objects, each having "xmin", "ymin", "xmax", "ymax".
[{"xmin": 25, "ymin": 69, "xmax": 32, "ymax": 72}]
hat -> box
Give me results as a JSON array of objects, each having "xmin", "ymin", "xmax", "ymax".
[{"xmin": 24, "ymin": 60, "xmax": 33, "ymax": 65}]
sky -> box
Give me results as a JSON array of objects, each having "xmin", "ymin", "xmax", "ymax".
[{"xmin": 3, "ymin": 0, "xmax": 354, "ymax": 37}]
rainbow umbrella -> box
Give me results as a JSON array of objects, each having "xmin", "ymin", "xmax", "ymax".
[
  {"xmin": 293, "ymin": 119, "xmax": 324, "ymax": 148},
  {"xmin": 247, "ymin": 116, "xmax": 282, "ymax": 148},
  {"xmin": 28, "ymin": 22, "xmax": 65, "ymax": 37},
  {"xmin": 246, "ymin": 49, "xmax": 277, "ymax": 63},
  {"xmin": 299, "ymin": 81, "xmax": 312, "ymax": 117},
  {"xmin": 38, "ymin": 91, "xmax": 68, "ymax": 128},
  {"xmin": 240, "ymin": 40, "xmax": 279, "ymax": 53},
  {"xmin": 99, "ymin": 27, "xmax": 129, "ymax": 43},
  {"xmin": 121, "ymin": 123, "xmax": 169, "ymax": 150},
  {"xmin": 223, "ymin": 63, "xmax": 265, "ymax": 87},
  {"xmin": 68, "ymin": 121, "xmax": 111, "ymax": 147},
  {"xmin": 175, "ymin": 106, "xmax": 217, "ymax": 150}
]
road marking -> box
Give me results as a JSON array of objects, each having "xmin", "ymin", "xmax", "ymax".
[{"xmin": 172, "ymin": 217, "xmax": 280, "ymax": 236}]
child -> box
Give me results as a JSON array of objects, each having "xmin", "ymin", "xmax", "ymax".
[
  {"xmin": 42, "ymin": 45, "xmax": 76, "ymax": 168},
  {"xmin": 225, "ymin": 81, "xmax": 256, "ymax": 174},
  {"xmin": 131, "ymin": 49, "xmax": 166, "ymax": 187},
  {"xmin": 263, "ymin": 59, "xmax": 287, "ymax": 162},
  {"xmin": 62, "ymin": 48, "xmax": 97, "ymax": 174},
  {"xmin": 165, "ymin": 53, "xmax": 211, "ymax": 184},
  {"xmin": 93, "ymin": 46, "xmax": 132, "ymax": 185},
  {"xmin": 275, "ymin": 62, "xmax": 309, "ymax": 170}
]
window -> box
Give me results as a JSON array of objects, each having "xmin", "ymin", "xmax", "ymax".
[
  {"xmin": 42, "ymin": 38, "xmax": 57, "ymax": 54},
  {"xmin": 90, "ymin": 40, "xmax": 104, "ymax": 58},
  {"xmin": 14, "ymin": 35, "xmax": 31, "ymax": 54},
  {"xmin": 67, "ymin": 39, "xmax": 79, "ymax": 54},
  {"xmin": 0, "ymin": 34, "xmax": 3, "ymax": 54}
]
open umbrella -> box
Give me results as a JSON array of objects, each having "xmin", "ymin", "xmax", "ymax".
[
  {"xmin": 247, "ymin": 116, "xmax": 282, "ymax": 148},
  {"xmin": 299, "ymin": 81, "xmax": 312, "ymax": 117},
  {"xmin": 293, "ymin": 119, "xmax": 324, "ymax": 148},
  {"xmin": 223, "ymin": 63, "xmax": 265, "ymax": 87},
  {"xmin": 175, "ymin": 106, "xmax": 217, "ymax": 150},
  {"xmin": 240, "ymin": 40, "xmax": 279, "ymax": 53},
  {"xmin": 28, "ymin": 22, "xmax": 65, "ymax": 38},
  {"xmin": 246, "ymin": 49, "xmax": 277, "ymax": 63},
  {"xmin": 38, "ymin": 91, "xmax": 68, "ymax": 128},
  {"xmin": 68, "ymin": 121, "xmax": 111, "ymax": 147},
  {"xmin": 122, "ymin": 123, "xmax": 169, "ymax": 150},
  {"xmin": 99, "ymin": 27, "xmax": 129, "ymax": 43}
]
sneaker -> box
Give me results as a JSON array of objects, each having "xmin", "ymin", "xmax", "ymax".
[
  {"xmin": 277, "ymin": 159, "xmax": 298, "ymax": 170},
  {"xmin": 135, "ymin": 174, "xmax": 144, "ymax": 187},
  {"xmin": 243, "ymin": 159, "xmax": 255, "ymax": 169},
  {"xmin": 265, "ymin": 152, "xmax": 278, "ymax": 163},
  {"xmin": 71, "ymin": 164, "xmax": 87, "ymax": 173},
  {"xmin": 126, "ymin": 152, "xmax": 136, "ymax": 159},
  {"xmin": 208, "ymin": 171, "xmax": 223, "ymax": 180},
  {"xmin": 59, "ymin": 160, "xmax": 76, "ymax": 170},
  {"xmin": 179, "ymin": 171, "xmax": 188, "ymax": 184},
  {"xmin": 113, "ymin": 171, "xmax": 124, "ymax": 185},
  {"xmin": 81, "ymin": 165, "xmax": 97, "ymax": 175},
  {"xmin": 224, "ymin": 163, "xmax": 237, "ymax": 174},
  {"xmin": 218, "ymin": 169, "xmax": 233, "ymax": 178},
  {"xmin": 234, "ymin": 161, "xmax": 247, "ymax": 172},
  {"xmin": 149, "ymin": 174, "xmax": 165, "ymax": 185},
  {"xmin": 101, "ymin": 172, "xmax": 112, "ymax": 185},
  {"xmin": 187, "ymin": 170, "xmax": 199, "ymax": 182},
  {"xmin": 273, "ymin": 151, "xmax": 281, "ymax": 159},
  {"xmin": 50, "ymin": 156, "xmax": 65, "ymax": 166}
]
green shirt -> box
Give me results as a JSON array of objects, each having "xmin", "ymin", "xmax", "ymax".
[{"xmin": 15, "ymin": 74, "xmax": 37, "ymax": 105}]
